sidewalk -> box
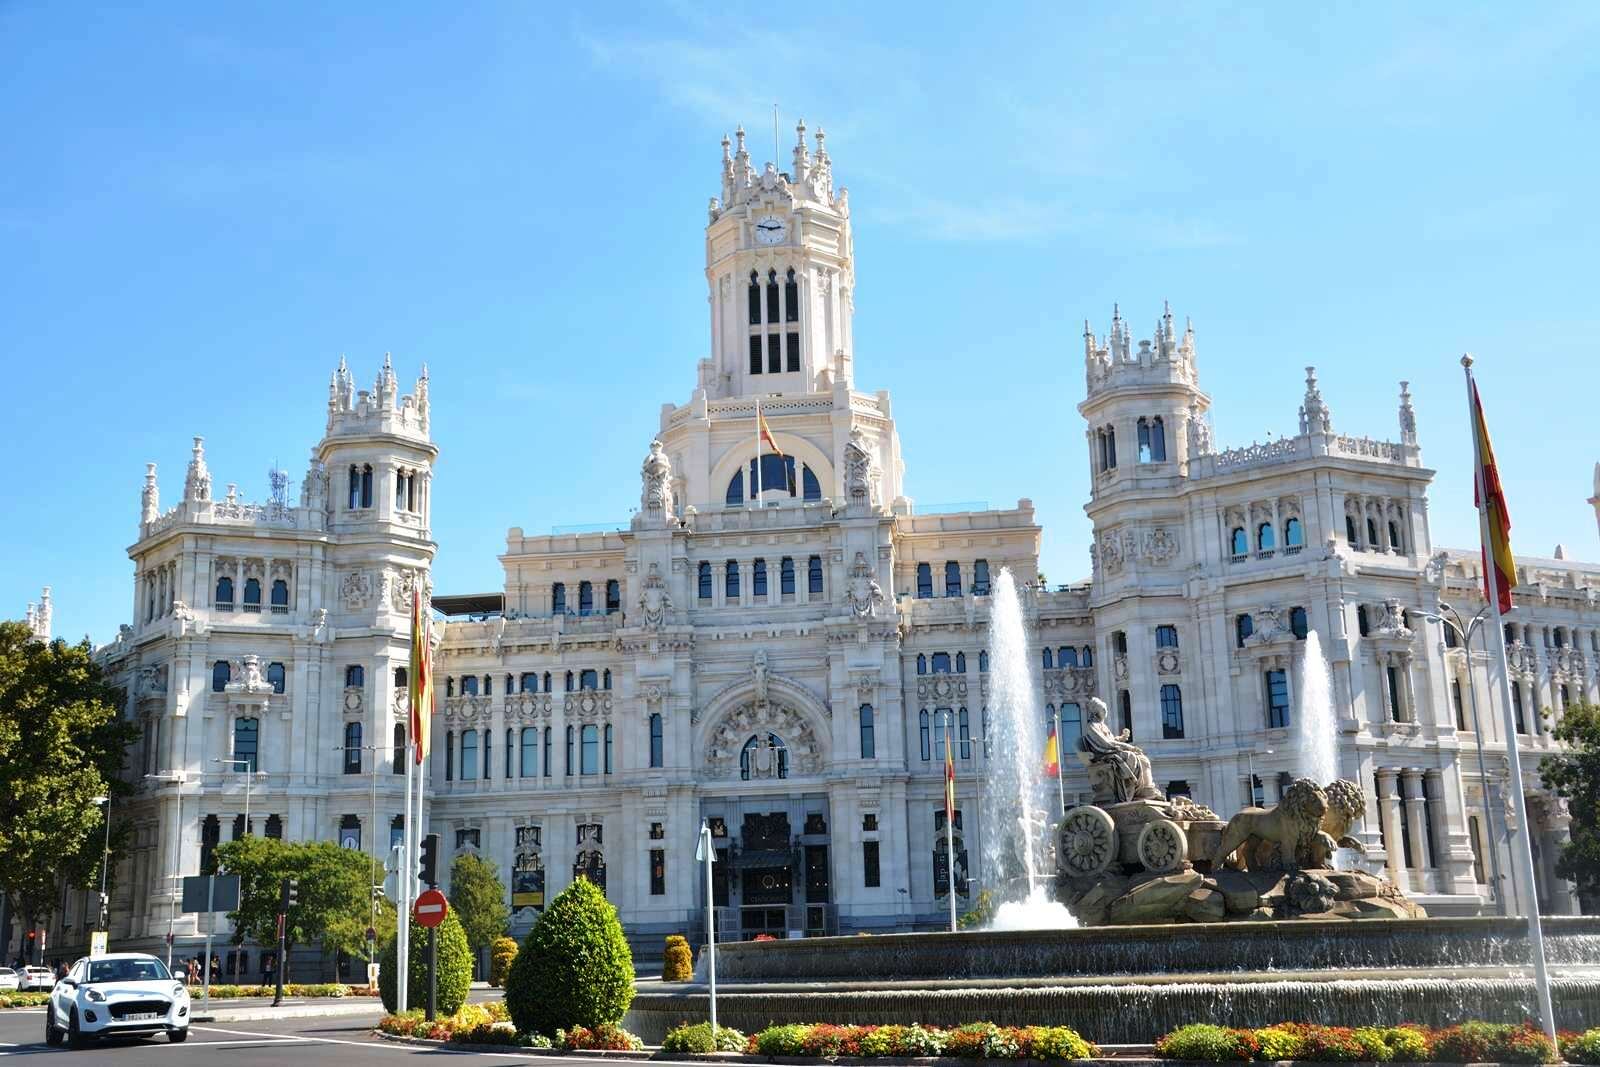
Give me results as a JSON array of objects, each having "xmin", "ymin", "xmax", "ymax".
[{"xmin": 191, "ymin": 984, "xmax": 501, "ymax": 1023}]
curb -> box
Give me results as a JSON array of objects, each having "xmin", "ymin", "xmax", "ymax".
[
  {"xmin": 374, "ymin": 1030, "xmax": 657, "ymax": 1058},
  {"xmin": 201, "ymin": 1001, "xmax": 389, "ymax": 1022}
]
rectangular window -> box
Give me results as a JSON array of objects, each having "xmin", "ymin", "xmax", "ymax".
[
  {"xmin": 944, "ymin": 561, "xmax": 961, "ymax": 597},
  {"xmin": 233, "ymin": 718, "xmax": 259, "ymax": 773},
  {"xmin": 1387, "ymin": 666, "xmax": 1403, "ymax": 722},
  {"xmin": 580, "ymin": 725, "xmax": 599, "ymax": 775},
  {"xmin": 808, "ymin": 555, "xmax": 823, "ymax": 595},
  {"xmin": 785, "ymin": 332, "xmax": 800, "ymax": 372},
  {"xmin": 1452, "ymin": 678, "xmax": 1466, "ymax": 730},
  {"xmin": 749, "ymin": 335, "xmax": 763, "ymax": 375},
  {"xmin": 1266, "ymin": 669, "xmax": 1291, "ymax": 728},
  {"xmin": 753, "ymin": 558, "xmax": 768, "ymax": 597},
  {"xmin": 780, "ymin": 557, "xmax": 795, "ymax": 596},
  {"xmin": 767, "ymin": 333, "xmax": 781, "ymax": 374},
  {"xmin": 863, "ymin": 840, "xmax": 880, "ymax": 888},
  {"xmin": 1512, "ymin": 683, "xmax": 1527, "ymax": 733},
  {"xmin": 859, "ymin": 705, "xmax": 875, "ymax": 758},
  {"xmin": 650, "ymin": 849, "xmax": 666, "ymax": 896}
]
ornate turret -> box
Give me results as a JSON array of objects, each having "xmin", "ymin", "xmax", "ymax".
[
  {"xmin": 1299, "ymin": 367, "xmax": 1332, "ymax": 435},
  {"xmin": 183, "ymin": 437, "xmax": 212, "ymax": 503},
  {"xmin": 324, "ymin": 355, "xmax": 431, "ymax": 443},
  {"xmin": 141, "ymin": 463, "xmax": 160, "ymax": 525},
  {"xmin": 1083, "ymin": 303, "xmax": 1194, "ymax": 398},
  {"xmin": 24, "ymin": 586, "xmax": 51, "ymax": 641},
  {"xmin": 1398, "ymin": 381, "xmax": 1417, "ymax": 445}
]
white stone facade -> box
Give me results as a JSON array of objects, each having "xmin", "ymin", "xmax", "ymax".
[{"xmin": 24, "ymin": 126, "xmax": 1600, "ymax": 965}]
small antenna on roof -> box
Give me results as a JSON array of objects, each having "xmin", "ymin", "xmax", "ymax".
[{"xmin": 773, "ymin": 103, "xmax": 780, "ymax": 172}]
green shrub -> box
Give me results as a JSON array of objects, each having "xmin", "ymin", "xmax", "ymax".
[
  {"xmin": 557, "ymin": 1023, "xmax": 644, "ymax": 1050},
  {"xmin": 1285, "ymin": 1025, "xmax": 1370, "ymax": 1062},
  {"xmin": 662, "ymin": 934, "xmax": 694, "ymax": 982},
  {"xmin": 1253, "ymin": 1026, "xmax": 1304, "ymax": 1061},
  {"xmin": 488, "ymin": 935, "xmax": 517, "ymax": 988},
  {"xmin": 1381, "ymin": 1025, "xmax": 1432, "ymax": 1062},
  {"xmin": 504, "ymin": 878, "xmax": 633, "ymax": 1037},
  {"xmin": 1029, "ymin": 1025, "xmax": 1097, "ymax": 1060},
  {"xmin": 1564, "ymin": 1029, "xmax": 1600, "ymax": 1065},
  {"xmin": 1431, "ymin": 1021, "xmax": 1557, "ymax": 1064},
  {"xmin": 377, "ymin": 909, "xmax": 473, "ymax": 1015},
  {"xmin": 1157, "ymin": 1023, "xmax": 1258, "ymax": 1062},
  {"xmin": 1350, "ymin": 1027, "xmax": 1393, "ymax": 1061},
  {"xmin": 754, "ymin": 1023, "xmax": 811, "ymax": 1055},
  {"xmin": 661, "ymin": 1022, "xmax": 748, "ymax": 1053}
]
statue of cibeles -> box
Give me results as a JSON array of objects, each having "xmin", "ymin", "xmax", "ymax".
[
  {"xmin": 1082, "ymin": 697, "xmax": 1162, "ymax": 802},
  {"xmin": 639, "ymin": 440, "xmax": 674, "ymax": 521}
]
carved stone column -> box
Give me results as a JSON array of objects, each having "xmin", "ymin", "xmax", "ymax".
[
  {"xmin": 1422, "ymin": 769, "xmax": 1452, "ymax": 877},
  {"xmin": 1402, "ymin": 769, "xmax": 1431, "ymax": 870},
  {"xmin": 1375, "ymin": 769, "xmax": 1405, "ymax": 884}
]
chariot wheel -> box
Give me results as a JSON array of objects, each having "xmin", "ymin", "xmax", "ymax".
[
  {"xmin": 1058, "ymin": 805, "xmax": 1117, "ymax": 877},
  {"xmin": 1136, "ymin": 818, "xmax": 1188, "ymax": 873}
]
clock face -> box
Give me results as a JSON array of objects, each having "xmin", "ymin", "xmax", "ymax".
[{"xmin": 753, "ymin": 214, "xmax": 788, "ymax": 245}]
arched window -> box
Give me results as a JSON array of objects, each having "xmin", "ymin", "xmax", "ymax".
[
  {"xmin": 1366, "ymin": 517, "xmax": 1380, "ymax": 547},
  {"xmin": 543, "ymin": 726, "xmax": 552, "ymax": 776},
  {"xmin": 565, "ymin": 671, "xmax": 574, "ymax": 692},
  {"xmin": 1151, "ymin": 416, "xmax": 1166, "ymax": 461},
  {"xmin": 578, "ymin": 581, "xmax": 594, "ymax": 614},
  {"xmin": 1061, "ymin": 701, "xmax": 1082, "ymax": 739},
  {"xmin": 1042, "ymin": 647, "xmax": 1054, "ymax": 669},
  {"xmin": 739, "ymin": 733, "xmax": 789, "ymax": 780},
  {"xmin": 919, "ymin": 710, "xmax": 931, "ymax": 761},
  {"xmin": 603, "ymin": 724, "xmax": 613, "ymax": 774},
  {"xmin": 1155, "ymin": 625, "xmax": 1178, "ymax": 649},
  {"xmin": 460, "ymin": 729, "xmax": 478, "ymax": 780},
  {"xmin": 580, "ymin": 669, "xmax": 597, "ymax": 691},
  {"xmin": 270, "ymin": 579, "xmax": 289, "ymax": 613},
  {"xmin": 1161, "ymin": 685, "xmax": 1184, "ymax": 739},
  {"xmin": 1230, "ymin": 528, "xmax": 1248, "ymax": 557},
  {"xmin": 748, "ymin": 454, "xmax": 798, "ymax": 499},
  {"xmin": 808, "ymin": 555, "xmax": 823, "ymax": 595},
  {"xmin": 551, "ymin": 582, "xmax": 566, "ymax": 615},
  {"xmin": 802, "ymin": 465, "xmax": 821, "ymax": 501},
  {"xmin": 605, "ymin": 579, "xmax": 620, "ymax": 614},
  {"xmin": 348, "ymin": 465, "xmax": 360, "ymax": 510},
  {"xmin": 697, "ymin": 562, "xmax": 712, "ymax": 600},
  {"xmin": 725, "ymin": 469, "xmax": 745, "ymax": 506},
  {"xmin": 1137, "ymin": 417, "xmax": 1155, "ymax": 462},
  {"xmin": 1358, "ymin": 605, "xmax": 1371, "ymax": 636},
  {"xmin": 780, "ymin": 557, "xmax": 795, "ymax": 596},
  {"xmin": 445, "ymin": 677, "xmax": 454, "ymax": 697},
  {"xmin": 944, "ymin": 561, "xmax": 961, "ymax": 597},
  {"xmin": 1284, "ymin": 517, "xmax": 1304, "ymax": 549},
  {"xmin": 747, "ymin": 270, "xmax": 761, "ymax": 326},
  {"xmin": 1256, "ymin": 523, "xmax": 1275, "ymax": 552},
  {"xmin": 267, "ymin": 662, "xmax": 285, "ymax": 694},
  {"xmin": 243, "ymin": 578, "xmax": 262, "ymax": 612},
  {"xmin": 603, "ymin": 669, "xmax": 612, "ymax": 690},
  {"xmin": 784, "ymin": 268, "xmax": 799, "ymax": 322},
  {"xmin": 542, "ymin": 671, "xmax": 551, "ymax": 691},
  {"xmin": 1104, "ymin": 425, "xmax": 1117, "ymax": 468},
  {"xmin": 482, "ymin": 727, "xmax": 492, "ymax": 779},
  {"xmin": 1346, "ymin": 515, "xmax": 1359, "ymax": 544},
  {"xmin": 956, "ymin": 652, "xmax": 967, "ymax": 673},
  {"xmin": 753, "ymin": 558, "xmax": 768, "ymax": 597},
  {"xmin": 212, "ymin": 661, "xmax": 231, "ymax": 692},
  {"xmin": 580, "ymin": 724, "xmax": 599, "ymax": 775},
  {"xmin": 973, "ymin": 559, "xmax": 991, "ymax": 596},
  {"xmin": 649, "ymin": 713, "xmax": 664, "ymax": 768},
  {"xmin": 932, "ymin": 652, "xmax": 951, "ymax": 674},
  {"xmin": 1388, "ymin": 521, "xmax": 1402, "ymax": 551},
  {"xmin": 216, "ymin": 576, "xmax": 234, "ymax": 609},
  {"xmin": 520, "ymin": 672, "xmax": 538, "ymax": 692},
  {"xmin": 360, "ymin": 464, "xmax": 373, "ymax": 508},
  {"xmin": 1081, "ymin": 646, "xmax": 1094, "ymax": 667},
  {"xmin": 393, "ymin": 723, "xmax": 406, "ymax": 774},
  {"xmin": 521, "ymin": 727, "xmax": 538, "ymax": 777},
  {"xmin": 506, "ymin": 728, "xmax": 514, "ymax": 778},
  {"xmin": 916, "ymin": 654, "xmax": 927, "ymax": 675},
  {"xmin": 859, "ymin": 704, "xmax": 875, "ymax": 758},
  {"xmin": 1061, "ymin": 647, "xmax": 1079, "ymax": 667},
  {"xmin": 1236, "ymin": 614, "xmax": 1254, "ymax": 649},
  {"xmin": 1290, "ymin": 606, "xmax": 1309, "ymax": 640},
  {"xmin": 979, "ymin": 650, "xmax": 990, "ymax": 672},
  {"xmin": 460, "ymin": 674, "xmax": 478, "ymax": 696},
  {"xmin": 344, "ymin": 722, "xmax": 363, "ymax": 774},
  {"xmin": 766, "ymin": 269, "xmax": 780, "ymax": 326},
  {"xmin": 725, "ymin": 560, "xmax": 741, "ymax": 599},
  {"xmin": 483, "ymin": 675, "xmax": 493, "ymax": 696},
  {"xmin": 233, "ymin": 717, "xmax": 259, "ymax": 772},
  {"xmin": 916, "ymin": 563, "xmax": 933, "ymax": 599},
  {"xmin": 395, "ymin": 667, "xmax": 408, "ymax": 689}
]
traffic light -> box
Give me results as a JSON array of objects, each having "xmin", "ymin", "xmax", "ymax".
[
  {"xmin": 418, "ymin": 833, "xmax": 439, "ymax": 887},
  {"xmin": 279, "ymin": 876, "xmax": 300, "ymax": 911}
]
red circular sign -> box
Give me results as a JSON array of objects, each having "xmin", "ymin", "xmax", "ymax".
[{"xmin": 414, "ymin": 888, "xmax": 449, "ymax": 929}]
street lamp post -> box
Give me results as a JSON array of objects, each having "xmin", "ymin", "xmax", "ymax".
[
  {"xmin": 1423, "ymin": 602, "xmax": 1508, "ymax": 916},
  {"xmin": 144, "ymin": 771, "xmax": 188, "ymax": 970},
  {"xmin": 212, "ymin": 758, "xmax": 260, "ymax": 833},
  {"xmin": 92, "ymin": 795, "xmax": 111, "ymax": 930}
]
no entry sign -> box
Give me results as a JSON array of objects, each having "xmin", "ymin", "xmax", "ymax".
[{"xmin": 414, "ymin": 888, "xmax": 449, "ymax": 929}]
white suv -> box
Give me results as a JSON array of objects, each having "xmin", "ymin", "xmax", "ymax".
[{"xmin": 45, "ymin": 954, "xmax": 189, "ymax": 1047}]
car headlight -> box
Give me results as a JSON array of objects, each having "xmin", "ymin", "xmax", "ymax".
[
  {"xmin": 86, "ymin": 989, "xmax": 106, "ymax": 1002},
  {"xmin": 172, "ymin": 983, "xmax": 187, "ymax": 998}
]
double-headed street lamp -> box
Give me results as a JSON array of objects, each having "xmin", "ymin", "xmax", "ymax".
[
  {"xmin": 212, "ymin": 758, "xmax": 263, "ymax": 834},
  {"xmin": 1418, "ymin": 600, "xmax": 1508, "ymax": 916}
]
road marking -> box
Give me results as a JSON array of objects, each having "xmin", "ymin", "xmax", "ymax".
[{"xmin": 193, "ymin": 1024, "xmax": 532, "ymax": 1057}]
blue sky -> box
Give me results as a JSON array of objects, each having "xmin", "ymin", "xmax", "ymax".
[{"xmin": 4, "ymin": 3, "xmax": 1597, "ymax": 645}]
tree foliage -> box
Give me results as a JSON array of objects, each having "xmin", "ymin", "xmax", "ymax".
[
  {"xmin": 377, "ymin": 908, "xmax": 472, "ymax": 1015},
  {"xmin": 448, "ymin": 851, "xmax": 509, "ymax": 950},
  {"xmin": 505, "ymin": 877, "xmax": 634, "ymax": 1037},
  {"xmin": 213, "ymin": 837, "xmax": 374, "ymax": 967},
  {"xmin": 1541, "ymin": 701, "xmax": 1600, "ymax": 898},
  {"xmin": 0, "ymin": 623, "xmax": 136, "ymax": 923}
]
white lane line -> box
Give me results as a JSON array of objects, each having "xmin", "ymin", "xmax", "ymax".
[{"xmin": 193, "ymin": 1024, "xmax": 534, "ymax": 1057}]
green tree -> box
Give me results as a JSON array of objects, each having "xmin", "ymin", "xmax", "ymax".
[
  {"xmin": 0, "ymin": 623, "xmax": 136, "ymax": 927},
  {"xmin": 213, "ymin": 837, "xmax": 373, "ymax": 979},
  {"xmin": 505, "ymin": 877, "xmax": 634, "ymax": 1037},
  {"xmin": 448, "ymin": 852, "xmax": 509, "ymax": 952},
  {"xmin": 1541, "ymin": 701, "xmax": 1600, "ymax": 897},
  {"xmin": 377, "ymin": 909, "xmax": 472, "ymax": 1014}
]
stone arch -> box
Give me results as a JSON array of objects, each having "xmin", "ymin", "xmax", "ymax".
[
  {"xmin": 708, "ymin": 431, "xmax": 836, "ymax": 505},
  {"xmin": 697, "ymin": 676, "xmax": 830, "ymax": 780}
]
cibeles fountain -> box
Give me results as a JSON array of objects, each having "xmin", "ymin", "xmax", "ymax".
[{"xmin": 633, "ymin": 571, "xmax": 1600, "ymax": 1043}]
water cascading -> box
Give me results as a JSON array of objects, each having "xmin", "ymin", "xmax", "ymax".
[
  {"xmin": 1297, "ymin": 629, "xmax": 1339, "ymax": 787},
  {"xmin": 982, "ymin": 568, "xmax": 1076, "ymax": 930}
]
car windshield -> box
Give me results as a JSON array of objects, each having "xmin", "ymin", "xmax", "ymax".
[{"xmin": 85, "ymin": 959, "xmax": 170, "ymax": 984}]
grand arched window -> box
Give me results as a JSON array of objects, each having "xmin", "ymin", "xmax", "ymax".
[
  {"xmin": 270, "ymin": 579, "xmax": 289, "ymax": 613},
  {"xmin": 725, "ymin": 469, "xmax": 744, "ymax": 506},
  {"xmin": 216, "ymin": 576, "xmax": 234, "ymax": 610},
  {"xmin": 344, "ymin": 722, "xmax": 363, "ymax": 774},
  {"xmin": 740, "ymin": 733, "xmax": 789, "ymax": 780},
  {"xmin": 648, "ymin": 713, "xmax": 663, "ymax": 768},
  {"xmin": 242, "ymin": 578, "xmax": 261, "ymax": 613},
  {"xmin": 801, "ymin": 465, "xmax": 820, "ymax": 500},
  {"xmin": 212, "ymin": 660, "xmax": 231, "ymax": 692}
]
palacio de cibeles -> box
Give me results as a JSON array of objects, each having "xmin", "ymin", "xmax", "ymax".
[{"xmin": 14, "ymin": 123, "xmax": 1600, "ymax": 1043}]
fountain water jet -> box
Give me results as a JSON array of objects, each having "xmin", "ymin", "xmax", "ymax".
[
  {"xmin": 981, "ymin": 568, "xmax": 1076, "ymax": 930},
  {"xmin": 1298, "ymin": 630, "xmax": 1339, "ymax": 788}
]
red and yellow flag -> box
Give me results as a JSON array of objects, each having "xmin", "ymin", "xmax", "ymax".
[
  {"xmin": 1470, "ymin": 380, "xmax": 1516, "ymax": 614},
  {"xmin": 758, "ymin": 403, "xmax": 783, "ymax": 459},
  {"xmin": 409, "ymin": 587, "xmax": 433, "ymax": 765},
  {"xmin": 944, "ymin": 731, "xmax": 956, "ymax": 826},
  {"xmin": 1043, "ymin": 720, "xmax": 1060, "ymax": 779}
]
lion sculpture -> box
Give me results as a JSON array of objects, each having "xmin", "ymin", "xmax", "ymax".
[
  {"xmin": 1211, "ymin": 778, "xmax": 1339, "ymax": 871},
  {"xmin": 1319, "ymin": 778, "xmax": 1367, "ymax": 853}
]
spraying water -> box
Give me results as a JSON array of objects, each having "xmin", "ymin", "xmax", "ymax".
[
  {"xmin": 982, "ymin": 568, "xmax": 1077, "ymax": 930},
  {"xmin": 1298, "ymin": 630, "xmax": 1339, "ymax": 786}
]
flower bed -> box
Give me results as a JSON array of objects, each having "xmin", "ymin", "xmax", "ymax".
[
  {"xmin": 0, "ymin": 993, "xmax": 52, "ymax": 1009},
  {"xmin": 378, "ymin": 1003, "xmax": 554, "ymax": 1049},
  {"xmin": 749, "ymin": 1021, "xmax": 1096, "ymax": 1060},
  {"xmin": 181, "ymin": 981, "xmax": 363, "ymax": 998},
  {"xmin": 1156, "ymin": 1021, "xmax": 1557, "ymax": 1063}
]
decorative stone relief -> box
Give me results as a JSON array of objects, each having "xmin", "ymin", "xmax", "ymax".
[
  {"xmin": 341, "ymin": 570, "xmax": 373, "ymax": 610},
  {"xmin": 1143, "ymin": 528, "xmax": 1179, "ymax": 566},
  {"xmin": 637, "ymin": 563, "xmax": 672, "ymax": 630},
  {"xmin": 705, "ymin": 700, "xmax": 823, "ymax": 779},
  {"xmin": 843, "ymin": 428, "xmax": 879, "ymax": 507},
  {"xmin": 1371, "ymin": 598, "xmax": 1413, "ymax": 640},
  {"xmin": 639, "ymin": 440, "xmax": 674, "ymax": 522},
  {"xmin": 1156, "ymin": 649, "xmax": 1181, "ymax": 676},
  {"xmin": 916, "ymin": 675, "xmax": 968, "ymax": 703},
  {"xmin": 845, "ymin": 552, "xmax": 885, "ymax": 617},
  {"xmin": 565, "ymin": 690, "xmax": 613, "ymax": 722}
]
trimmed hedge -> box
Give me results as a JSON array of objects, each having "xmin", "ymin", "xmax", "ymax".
[
  {"xmin": 1154, "ymin": 1021, "xmax": 1555, "ymax": 1063},
  {"xmin": 178, "ymin": 982, "xmax": 357, "ymax": 999},
  {"xmin": 488, "ymin": 935, "xmax": 517, "ymax": 988},
  {"xmin": 662, "ymin": 933, "xmax": 693, "ymax": 982},
  {"xmin": 662, "ymin": 1022, "xmax": 749, "ymax": 1053},
  {"xmin": 504, "ymin": 877, "xmax": 633, "ymax": 1037},
  {"xmin": 377, "ymin": 908, "xmax": 473, "ymax": 1015}
]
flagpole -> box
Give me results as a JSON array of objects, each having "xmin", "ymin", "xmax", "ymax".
[
  {"xmin": 398, "ymin": 737, "xmax": 412, "ymax": 1009},
  {"xmin": 944, "ymin": 722, "xmax": 957, "ymax": 933},
  {"xmin": 1463, "ymin": 354, "xmax": 1556, "ymax": 1045},
  {"xmin": 754, "ymin": 396, "xmax": 764, "ymax": 504},
  {"xmin": 1054, "ymin": 707, "xmax": 1067, "ymax": 818}
]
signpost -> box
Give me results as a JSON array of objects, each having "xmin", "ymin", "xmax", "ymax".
[
  {"xmin": 696, "ymin": 821, "xmax": 717, "ymax": 1035},
  {"xmin": 413, "ymin": 887, "xmax": 448, "ymax": 1022},
  {"xmin": 180, "ymin": 873, "xmax": 240, "ymax": 1014},
  {"xmin": 89, "ymin": 931, "xmax": 108, "ymax": 959}
]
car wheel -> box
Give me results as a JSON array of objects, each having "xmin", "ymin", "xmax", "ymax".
[
  {"xmin": 169, "ymin": 1028, "xmax": 189, "ymax": 1043},
  {"xmin": 66, "ymin": 1007, "xmax": 87, "ymax": 1049},
  {"xmin": 43, "ymin": 1004, "xmax": 62, "ymax": 1047}
]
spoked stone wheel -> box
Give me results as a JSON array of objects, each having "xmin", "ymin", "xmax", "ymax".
[
  {"xmin": 1059, "ymin": 805, "xmax": 1117, "ymax": 877},
  {"xmin": 1136, "ymin": 818, "xmax": 1188, "ymax": 873}
]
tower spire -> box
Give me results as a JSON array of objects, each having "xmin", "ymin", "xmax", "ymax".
[
  {"xmin": 1299, "ymin": 366, "xmax": 1332, "ymax": 435},
  {"xmin": 183, "ymin": 436, "xmax": 212, "ymax": 502},
  {"xmin": 1398, "ymin": 380, "xmax": 1417, "ymax": 445},
  {"xmin": 141, "ymin": 462, "xmax": 160, "ymax": 525}
]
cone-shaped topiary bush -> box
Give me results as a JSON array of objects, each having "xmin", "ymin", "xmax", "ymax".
[
  {"xmin": 489, "ymin": 935, "xmax": 518, "ymax": 988},
  {"xmin": 378, "ymin": 909, "xmax": 472, "ymax": 1015},
  {"xmin": 505, "ymin": 877, "xmax": 634, "ymax": 1037},
  {"xmin": 662, "ymin": 934, "xmax": 693, "ymax": 982}
]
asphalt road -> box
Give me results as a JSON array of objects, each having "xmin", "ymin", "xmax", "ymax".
[{"xmin": 0, "ymin": 1007, "xmax": 674, "ymax": 1064}]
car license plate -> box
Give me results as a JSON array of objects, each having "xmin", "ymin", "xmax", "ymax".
[{"xmin": 125, "ymin": 1012, "xmax": 159, "ymax": 1021}]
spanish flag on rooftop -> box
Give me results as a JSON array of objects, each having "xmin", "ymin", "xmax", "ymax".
[{"xmin": 1469, "ymin": 371, "xmax": 1516, "ymax": 614}]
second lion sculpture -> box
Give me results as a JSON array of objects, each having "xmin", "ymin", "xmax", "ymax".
[{"xmin": 1210, "ymin": 778, "xmax": 1345, "ymax": 871}]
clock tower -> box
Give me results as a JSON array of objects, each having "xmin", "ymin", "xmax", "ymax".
[{"xmin": 701, "ymin": 121, "xmax": 854, "ymax": 400}]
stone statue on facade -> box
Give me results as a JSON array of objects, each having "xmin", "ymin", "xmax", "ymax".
[
  {"xmin": 639, "ymin": 440, "xmax": 674, "ymax": 522},
  {"xmin": 1186, "ymin": 402, "xmax": 1212, "ymax": 456},
  {"xmin": 1081, "ymin": 697, "xmax": 1162, "ymax": 802},
  {"xmin": 752, "ymin": 649, "xmax": 770, "ymax": 706},
  {"xmin": 843, "ymin": 427, "xmax": 878, "ymax": 507},
  {"xmin": 845, "ymin": 551, "xmax": 885, "ymax": 617},
  {"xmin": 637, "ymin": 563, "xmax": 672, "ymax": 629}
]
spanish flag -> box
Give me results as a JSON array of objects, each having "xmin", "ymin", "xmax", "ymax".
[
  {"xmin": 755, "ymin": 397, "xmax": 797, "ymax": 494},
  {"xmin": 409, "ymin": 587, "xmax": 433, "ymax": 765},
  {"xmin": 1470, "ymin": 378, "xmax": 1516, "ymax": 614},
  {"xmin": 944, "ymin": 731, "xmax": 956, "ymax": 827},
  {"xmin": 1043, "ymin": 720, "xmax": 1060, "ymax": 779}
]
